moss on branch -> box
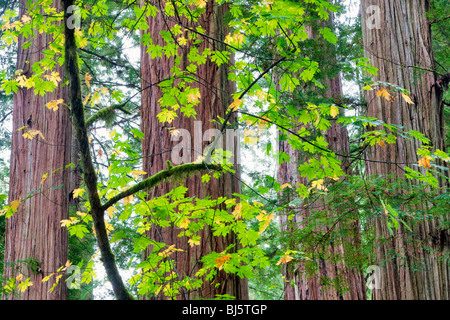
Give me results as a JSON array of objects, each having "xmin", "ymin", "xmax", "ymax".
[
  {"xmin": 100, "ymin": 162, "xmax": 222, "ymax": 211},
  {"xmin": 85, "ymin": 102, "xmax": 131, "ymax": 128}
]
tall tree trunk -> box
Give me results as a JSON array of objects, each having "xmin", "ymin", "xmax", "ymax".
[
  {"xmin": 361, "ymin": 0, "xmax": 449, "ymax": 300},
  {"xmin": 139, "ymin": 0, "xmax": 247, "ymax": 300},
  {"xmin": 3, "ymin": 0, "xmax": 71, "ymax": 299},
  {"xmin": 278, "ymin": 18, "xmax": 366, "ymax": 300}
]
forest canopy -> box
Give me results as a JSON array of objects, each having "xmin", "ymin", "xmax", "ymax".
[{"xmin": 0, "ymin": 0, "xmax": 448, "ymax": 301}]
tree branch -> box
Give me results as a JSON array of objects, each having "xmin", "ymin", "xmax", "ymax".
[{"xmin": 100, "ymin": 162, "xmax": 222, "ymax": 211}]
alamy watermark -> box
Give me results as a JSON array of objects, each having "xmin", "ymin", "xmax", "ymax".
[
  {"xmin": 365, "ymin": 5, "xmax": 382, "ymax": 30},
  {"xmin": 365, "ymin": 265, "xmax": 382, "ymax": 290}
]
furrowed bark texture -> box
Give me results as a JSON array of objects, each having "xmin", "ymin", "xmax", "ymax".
[
  {"xmin": 140, "ymin": 0, "xmax": 247, "ymax": 299},
  {"xmin": 278, "ymin": 20, "xmax": 366, "ymax": 300},
  {"xmin": 3, "ymin": 0, "xmax": 70, "ymax": 300},
  {"xmin": 361, "ymin": 0, "xmax": 449, "ymax": 300}
]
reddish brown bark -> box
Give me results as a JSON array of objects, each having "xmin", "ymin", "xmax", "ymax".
[
  {"xmin": 277, "ymin": 21, "xmax": 366, "ymax": 300},
  {"xmin": 3, "ymin": 0, "xmax": 70, "ymax": 300},
  {"xmin": 140, "ymin": 0, "xmax": 247, "ymax": 299},
  {"xmin": 361, "ymin": 0, "xmax": 449, "ymax": 300}
]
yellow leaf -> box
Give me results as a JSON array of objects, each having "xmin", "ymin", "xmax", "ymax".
[
  {"xmin": 232, "ymin": 203, "xmax": 242, "ymax": 220},
  {"xmin": 377, "ymin": 88, "xmax": 391, "ymax": 101},
  {"xmin": 121, "ymin": 187, "xmax": 133, "ymax": 205},
  {"xmin": 187, "ymin": 91, "xmax": 201, "ymax": 104},
  {"xmin": 170, "ymin": 129, "xmax": 180, "ymax": 137},
  {"xmin": 60, "ymin": 219, "xmax": 73, "ymax": 227},
  {"xmin": 179, "ymin": 218, "xmax": 191, "ymax": 229},
  {"xmin": 258, "ymin": 213, "xmax": 273, "ymax": 235},
  {"xmin": 72, "ymin": 188, "xmax": 84, "ymax": 199},
  {"xmin": 16, "ymin": 274, "xmax": 23, "ymax": 281},
  {"xmin": 228, "ymin": 99, "xmax": 243, "ymax": 112},
  {"xmin": 10, "ymin": 199, "xmax": 21, "ymax": 211},
  {"xmin": 401, "ymin": 92, "xmax": 414, "ymax": 105},
  {"xmin": 40, "ymin": 173, "xmax": 48, "ymax": 185},
  {"xmin": 21, "ymin": 15, "xmax": 31, "ymax": 23},
  {"xmin": 276, "ymin": 254, "xmax": 293, "ymax": 265},
  {"xmin": 83, "ymin": 93, "xmax": 90, "ymax": 106},
  {"xmin": 22, "ymin": 129, "xmax": 45, "ymax": 140},
  {"xmin": 193, "ymin": 155, "xmax": 204, "ymax": 163},
  {"xmin": 85, "ymin": 73, "xmax": 92, "ymax": 88},
  {"xmin": 314, "ymin": 109, "xmax": 320, "ymax": 127},
  {"xmin": 280, "ymin": 183, "xmax": 292, "ymax": 190},
  {"xmin": 106, "ymin": 207, "xmax": 117, "ymax": 219},
  {"xmin": 377, "ymin": 140, "xmax": 386, "ymax": 148},
  {"xmin": 418, "ymin": 156, "xmax": 432, "ymax": 169},
  {"xmin": 310, "ymin": 179, "xmax": 328, "ymax": 191},
  {"xmin": 42, "ymin": 273, "xmax": 54, "ymax": 283},
  {"xmin": 188, "ymin": 238, "xmax": 200, "ymax": 247},
  {"xmin": 244, "ymin": 136, "xmax": 259, "ymax": 145},
  {"xmin": 105, "ymin": 222, "xmax": 114, "ymax": 234},
  {"xmin": 330, "ymin": 105, "xmax": 339, "ymax": 118},
  {"xmin": 46, "ymin": 99, "xmax": 63, "ymax": 112},
  {"xmin": 177, "ymin": 36, "xmax": 187, "ymax": 46},
  {"xmin": 131, "ymin": 170, "xmax": 147, "ymax": 179}
]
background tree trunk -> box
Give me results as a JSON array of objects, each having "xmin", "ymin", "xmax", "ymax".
[
  {"xmin": 361, "ymin": 0, "xmax": 449, "ymax": 300},
  {"xmin": 3, "ymin": 0, "xmax": 71, "ymax": 300},
  {"xmin": 278, "ymin": 17, "xmax": 366, "ymax": 300},
  {"xmin": 139, "ymin": 0, "xmax": 247, "ymax": 300}
]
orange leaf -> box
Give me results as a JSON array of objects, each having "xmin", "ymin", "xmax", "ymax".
[
  {"xmin": 215, "ymin": 254, "xmax": 231, "ymax": 270},
  {"xmin": 85, "ymin": 73, "xmax": 92, "ymax": 88}
]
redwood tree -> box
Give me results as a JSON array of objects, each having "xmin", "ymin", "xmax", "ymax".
[
  {"xmin": 140, "ymin": 0, "xmax": 247, "ymax": 299},
  {"xmin": 3, "ymin": 0, "xmax": 71, "ymax": 299},
  {"xmin": 361, "ymin": 0, "xmax": 449, "ymax": 300},
  {"xmin": 277, "ymin": 14, "xmax": 366, "ymax": 300}
]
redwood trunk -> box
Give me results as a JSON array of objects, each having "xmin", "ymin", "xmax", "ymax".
[
  {"xmin": 3, "ymin": 0, "xmax": 71, "ymax": 299},
  {"xmin": 140, "ymin": 0, "xmax": 247, "ymax": 299},
  {"xmin": 278, "ymin": 21, "xmax": 366, "ymax": 300},
  {"xmin": 361, "ymin": 0, "xmax": 449, "ymax": 300}
]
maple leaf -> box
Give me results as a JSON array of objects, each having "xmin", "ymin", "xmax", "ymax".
[
  {"xmin": 228, "ymin": 99, "xmax": 243, "ymax": 112},
  {"xmin": 377, "ymin": 140, "xmax": 386, "ymax": 148},
  {"xmin": 170, "ymin": 129, "xmax": 180, "ymax": 137},
  {"xmin": 42, "ymin": 273, "xmax": 54, "ymax": 283},
  {"xmin": 377, "ymin": 88, "xmax": 391, "ymax": 101},
  {"xmin": 187, "ymin": 91, "xmax": 201, "ymax": 104},
  {"xmin": 106, "ymin": 206, "xmax": 117, "ymax": 219},
  {"xmin": 215, "ymin": 254, "xmax": 231, "ymax": 270},
  {"xmin": 10, "ymin": 199, "xmax": 21, "ymax": 211},
  {"xmin": 232, "ymin": 203, "xmax": 242, "ymax": 220},
  {"xmin": 40, "ymin": 173, "xmax": 48, "ymax": 185},
  {"xmin": 131, "ymin": 170, "xmax": 147, "ymax": 179},
  {"xmin": 21, "ymin": 15, "xmax": 31, "ymax": 23},
  {"xmin": 401, "ymin": 92, "xmax": 415, "ymax": 105},
  {"xmin": 121, "ymin": 187, "xmax": 134, "ymax": 205},
  {"xmin": 330, "ymin": 105, "xmax": 339, "ymax": 118},
  {"xmin": 72, "ymin": 188, "xmax": 84, "ymax": 199},
  {"xmin": 177, "ymin": 36, "xmax": 187, "ymax": 46},
  {"xmin": 418, "ymin": 156, "xmax": 432, "ymax": 169},
  {"xmin": 85, "ymin": 73, "xmax": 92, "ymax": 88},
  {"xmin": 258, "ymin": 213, "xmax": 273, "ymax": 235},
  {"xmin": 46, "ymin": 99, "xmax": 64, "ymax": 111},
  {"xmin": 60, "ymin": 219, "xmax": 73, "ymax": 227},
  {"xmin": 179, "ymin": 218, "xmax": 191, "ymax": 229},
  {"xmin": 22, "ymin": 129, "xmax": 45, "ymax": 140},
  {"xmin": 310, "ymin": 179, "xmax": 328, "ymax": 191},
  {"xmin": 188, "ymin": 235, "xmax": 200, "ymax": 248},
  {"xmin": 280, "ymin": 183, "xmax": 292, "ymax": 190},
  {"xmin": 83, "ymin": 93, "xmax": 90, "ymax": 106},
  {"xmin": 276, "ymin": 254, "xmax": 293, "ymax": 265}
]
